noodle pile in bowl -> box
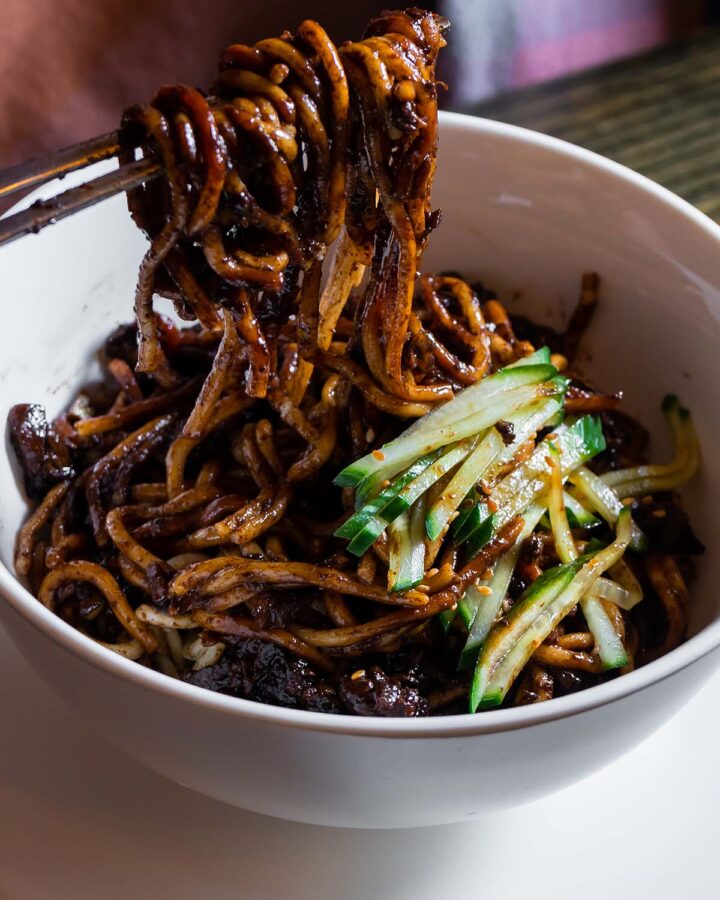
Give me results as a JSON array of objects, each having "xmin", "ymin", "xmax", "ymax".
[{"xmin": 7, "ymin": 9, "xmax": 703, "ymax": 716}]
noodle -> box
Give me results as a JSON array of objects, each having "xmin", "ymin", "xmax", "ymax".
[{"xmin": 6, "ymin": 8, "xmax": 703, "ymax": 718}]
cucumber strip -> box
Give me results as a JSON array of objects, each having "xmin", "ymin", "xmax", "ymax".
[
  {"xmin": 426, "ymin": 393, "xmax": 565, "ymax": 542},
  {"xmin": 472, "ymin": 509, "xmax": 633, "ymax": 710},
  {"xmin": 569, "ymin": 466, "xmax": 647, "ymax": 551},
  {"xmin": 546, "ymin": 444, "xmax": 576, "ymax": 562},
  {"xmin": 507, "ymin": 347, "xmax": 552, "ymax": 367},
  {"xmin": 563, "ymin": 491, "xmax": 601, "ymax": 528},
  {"xmin": 400, "ymin": 361, "xmax": 556, "ymax": 441},
  {"xmin": 600, "ymin": 398, "xmax": 699, "ymax": 497},
  {"xmin": 591, "ymin": 577, "xmax": 633, "ymax": 610},
  {"xmin": 580, "ymin": 593, "xmax": 629, "ymax": 670},
  {"xmin": 356, "ymin": 380, "xmax": 557, "ymax": 501},
  {"xmin": 464, "ymin": 415, "xmax": 606, "ymax": 548},
  {"xmin": 470, "ymin": 561, "xmax": 582, "ymax": 710},
  {"xmin": 438, "ymin": 608, "xmax": 456, "ymax": 634},
  {"xmin": 464, "ymin": 513, "xmax": 496, "ymax": 560},
  {"xmin": 458, "ymin": 503, "xmax": 545, "ymax": 670},
  {"xmin": 481, "ymin": 394, "xmax": 567, "ymax": 484},
  {"xmin": 335, "ymin": 449, "xmax": 443, "ymax": 539},
  {"xmin": 426, "ymin": 430, "xmax": 504, "ymax": 540},
  {"xmin": 455, "ymin": 411, "xmax": 582, "ymax": 546},
  {"xmin": 334, "ymin": 363, "xmax": 557, "ymax": 487},
  {"xmin": 387, "ymin": 495, "xmax": 427, "ymax": 593},
  {"xmin": 547, "ymin": 443, "xmax": 628, "ymax": 670},
  {"xmin": 453, "ymin": 493, "xmax": 484, "ymax": 543},
  {"xmin": 383, "ymin": 438, "xmax": 476, "ymax": 521},
  {"xmin": 345, "ymin": 439, "xmax": 475, "ymax": 556},
  {"xmin": 539, "ymin": 491, "xmax": 600, "ymax": 530},
  {"xmin": 606, "ymin": 558, "xmax": 644, "ymax": 610}
]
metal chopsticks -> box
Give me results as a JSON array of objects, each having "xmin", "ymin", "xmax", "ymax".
[{"xmin": 0, "ymin": 132, "xmax": 161, "ymax": 248}]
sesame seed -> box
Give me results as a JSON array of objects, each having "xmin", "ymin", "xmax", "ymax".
[
  {"xmin": 621, "ymin": 497, "xmax": 634, "ymax": 506},
  {"xmin": 366, "ymin": 428, "xmax": 375, "ymax": 443},
  {"xmin": 372, "ymin": 449, "xmax": 385, "ymax": 461},
  {"xmin": 488, "ymin": 498, "xmax": 498, "ymax": 513},
  {"xmin": 350, "ymin": 669, "xmax": 366, "ymax": 680},
  {"xmin": 653, "ymin": 509, "xmax": 667, "ymax": 519},
  {"xmin": 641, "ymin": 495, "xmax": 653, "ymax": 504},
  {"xmin": 476, "ymin": 585, "xmax": 492, "ymax": 596}
]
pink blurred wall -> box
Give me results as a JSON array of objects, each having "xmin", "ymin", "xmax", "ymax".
[{"xmin": 0, "ymin": 0, "xmax": 708, "ymax": 167}]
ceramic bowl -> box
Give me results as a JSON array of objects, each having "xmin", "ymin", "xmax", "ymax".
[{"xmin": 1, "ymin": 112, "xmax": 719, "ymax": 828}]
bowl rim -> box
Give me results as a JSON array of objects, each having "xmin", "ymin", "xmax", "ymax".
[{"xmin": 2, "ymin": 109, "xmax": 720, "ymax": 738}]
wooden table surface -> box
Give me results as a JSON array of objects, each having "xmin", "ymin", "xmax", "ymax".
[{"xmin": 468, "ymin": 26, "xmax": 720, "ymax": 222}]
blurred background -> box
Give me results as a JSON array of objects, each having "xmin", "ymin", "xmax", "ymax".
[{"xmin": 1, "ymin": 0, "xmax": 718, "ymax": 166}]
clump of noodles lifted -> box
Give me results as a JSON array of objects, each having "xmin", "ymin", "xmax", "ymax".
[{"xmin": 8, "ymin": 9, "xmax": 703, "ymax": 716}]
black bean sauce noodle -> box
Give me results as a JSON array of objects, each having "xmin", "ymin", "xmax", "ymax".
[{"xmin": 7, "ymin": 9, "xmax": 703, "ymax": 716}]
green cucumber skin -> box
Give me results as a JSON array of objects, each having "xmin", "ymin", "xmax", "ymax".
[
  {"xmin": 509, "ymin": 347, "xmax": 551, "ymax": 367},
  {"xmin": 566, "ymin": 508, "xmax": 600, "ymax": 529},
  {"xmin": 439, "ymin": 609, "xmax": 456, "ymax": 633},
  {"xmin": 344, "ymin": 443, "xmax": 471, "ymax": 556},
  {"xmin": 472, "ymin": 511, "xmax": 633, "ymax": 710},
  {"xmin": 453, "ymin": 497, "xmax": 481, "ymax": 543},
  {"xmin": 391, "ymin": 577, "xmax": 423, "ymax": 593},
  {"xmin": 333, "ymin": 362, "xmax": 558, "ymax": 488},
  {"xmin": 346, "ymin": 519, "xmax": 387, "ymax": 557},
  {"xmin": 469, "ymin": 562, "xmax": 580, "ymax": 712},
  {"xmin": 458, "ymin": 416, "xmax": 605, "ymax": 557},
  {"xmin": 464, "ymin": 514, "xmax": 495, "ymax": 559},
  {"xmin": 581, "ymin": 594, "xmax": 629, "ymax": 670},
  {"xmin": 388, "ymin": 496, "xmax": 427, "ymax": 593},
  {"xmin": 336, "ymin": 450, "xmax": 442, "ymax": 539},
  {"xmin": 458, "ymin": 502, "xmax": 547, "ymax": 671}
]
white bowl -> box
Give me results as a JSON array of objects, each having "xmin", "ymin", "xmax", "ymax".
[{"xmin": 1, "ymin": 112, "xmax": 719, "ymax": 829}]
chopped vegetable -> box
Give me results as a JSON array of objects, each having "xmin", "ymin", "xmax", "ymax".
[
  {"xmin": 600, "ymin": 395, "xmax": 699, "ymax": 497},
  {"xmin": 471, "ymin": 509, "xmax": 633, "ymax": 710},
  {"xmin": 425, "ymin": 394, "xmax": 564, "ymax": 541},
  {"xmin": 457, "ymin": 415, "xmax": 605, "ymax": 557},
  {"xmin": 334, "ymin": 362, "xmax": 558, "ymax": 488},
  {"xmin": 345, "ymin": 439, "xmax": 476, "ymax": 556},
  {"xmin": 458, "ymin": 503, "xmax": 546, "ymax": 669},
  {"xmin": 547, "ymin": 442, "xmax": 629, "ymax": 671},
  {"xmin": 335, "ymin": 448, "xmax": 444, "ymax": 539},
  {"xmin": 387, "ymin": 495, "xmax": 427, "ymax": 592},
  {"xmin": 569, "ymin": 465, "xmax": 647, "ymax": 551}
]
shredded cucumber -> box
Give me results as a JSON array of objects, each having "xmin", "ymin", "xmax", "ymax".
[
  {"xmin": 600, "ymin": 396, "xmax": 699, "ymax": 497},
  {"xmin": 458, "ymin": 503, "xmax": 546, "ymax": 670},
  {"xmin": 471, "ymin": 509, "xmax": 633, "ymax": 710},
  {"xmin": 335, "ymin": 449, "xmax": 443, "ymax": 539},
  {"xmin": 456, "ymin": 416, "xmax": 605, "ymax": 560},
  {"xmin": 547, "ymin": 443, "xmax": 628, "ymax": 671},
  {"xmin": 387, "ymin": 495, "xmax": 427, "ymax": 592},
  {"xmin": 570, "ymin": 466, "xmax": 647, "ymax": 551},
  {"xmin": 426, "ymin": 394, "xmax": 565, "ymax": 542},
  {"xmin": 335, "ymin": 363, "xmax": 558, "ymax": 488}
]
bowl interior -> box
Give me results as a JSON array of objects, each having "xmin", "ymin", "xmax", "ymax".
[{"xmin": 1, "ymin": 112, "xmax": 719, "ymax": 645}]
